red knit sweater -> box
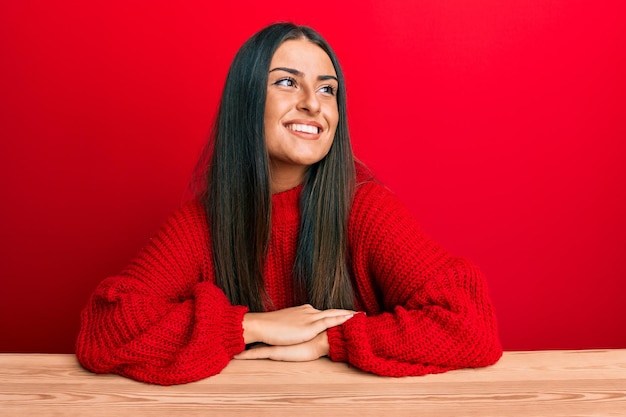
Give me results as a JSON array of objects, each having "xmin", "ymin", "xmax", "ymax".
[{"xmin": 76, "ymin": 176, "xmax": 502, "ymax": 385}]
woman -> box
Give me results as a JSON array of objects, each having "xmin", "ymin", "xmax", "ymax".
[{"xmin": 76, "ymin": 23, "xmax": 502, "ymax": 385}]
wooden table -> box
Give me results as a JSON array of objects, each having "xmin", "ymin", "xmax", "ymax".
[{"xmin": 1, "ymin": 350, "xmax": 625, "ymax": 416}]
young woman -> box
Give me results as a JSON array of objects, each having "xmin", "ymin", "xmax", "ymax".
[{"xmin": 76, "ymin": 23, "xmax": 502, "ymax": 385}]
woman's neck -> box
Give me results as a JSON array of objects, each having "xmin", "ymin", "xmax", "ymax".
[{"xmin": 269, "ymin": 163, "xmax": 306, "ymax": 194}]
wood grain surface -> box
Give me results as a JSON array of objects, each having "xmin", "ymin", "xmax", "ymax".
[{"xmin": 1, "ymin": 350, "xmax": 625, "ymax": 416}]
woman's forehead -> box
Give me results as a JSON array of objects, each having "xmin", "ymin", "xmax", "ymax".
[{"xmin": 270, "ymin": 39, "xmax": 336, "ymax": 77}]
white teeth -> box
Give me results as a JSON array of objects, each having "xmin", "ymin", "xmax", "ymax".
[{"xmin": 286, "ymin": 124, "xmax": 320, "ymax": 134}]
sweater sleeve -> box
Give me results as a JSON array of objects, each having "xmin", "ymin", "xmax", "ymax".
[
  {"xmin": 75, "ymin": 200, "xmax": 248, "ymax": 385},
  {"xmin": 326, "ymin": 183, "xmax": 502, "ymax": 376}
]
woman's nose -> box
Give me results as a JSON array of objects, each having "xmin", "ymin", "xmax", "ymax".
[{"xmin": 296, "ymin": 88, "xmax": 321, "ymax": 114}]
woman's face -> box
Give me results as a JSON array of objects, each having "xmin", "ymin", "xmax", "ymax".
[{"xmin": 264, "ymin": 38, "xmax": 339, "ymax": 191}]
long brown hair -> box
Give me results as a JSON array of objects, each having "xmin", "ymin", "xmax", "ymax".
[{"xmin": 195, "ymin": 23, "xmax": 355, "ymax": 311}]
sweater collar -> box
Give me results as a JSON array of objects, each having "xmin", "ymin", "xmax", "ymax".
[{"xmin": 271, "ymin": 184, "xmax": 302, "ymax": 226}]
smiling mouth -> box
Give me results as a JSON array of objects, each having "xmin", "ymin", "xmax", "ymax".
[{"xmin": 285, "ymin": 123, "xmax": 321, "ymax": 134}]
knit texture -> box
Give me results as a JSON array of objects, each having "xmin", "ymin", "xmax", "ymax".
[{"xmin": 76, "ymin": 173, "xmax": 502, "ymax": 385}]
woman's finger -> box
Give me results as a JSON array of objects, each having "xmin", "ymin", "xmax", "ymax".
[
  {"xmin": 312, "ymin": 313, "xmax": 354, "ymax": 332},
  {"xmin": 312, "ymin": 308, "xmax": 357, "ymax": 319}
]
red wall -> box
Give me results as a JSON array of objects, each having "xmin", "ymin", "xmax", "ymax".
[{"xmin": 1, "ymin": 0, "xmax": 625, "ymax": 353}]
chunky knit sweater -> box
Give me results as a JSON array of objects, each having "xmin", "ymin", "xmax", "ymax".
[{"xmin": 76, "ymin": 175, "xmax": 502, "ymax": 385}]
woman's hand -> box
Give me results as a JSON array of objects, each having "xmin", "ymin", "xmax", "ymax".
[
  {"xmin": 235, "ymin": 331, "xmax": 330, "ymax": 362},
  {"xmin": 242, "ymin": 304, "xmax": 354, "ymax": 346}
]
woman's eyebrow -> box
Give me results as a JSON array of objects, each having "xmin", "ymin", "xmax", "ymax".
[
  {"xmin": 269, "ymin": 67, "xmax": 301, "ymax": 76},
  {"xmin": 319, "ymin": 75, "xmax": 339, "ymax": 82},
  {"xmin": 269, "ymin": 67, "xmax": 338, "ymax": 82}
]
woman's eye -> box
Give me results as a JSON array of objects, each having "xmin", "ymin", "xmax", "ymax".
[
  {"xmin": 319, "ymin": 85, "xmax": 336, "ymax": 96},
  {"xmin": 274, "ymin": 77, "xmax": 296, "ymax": 87}
]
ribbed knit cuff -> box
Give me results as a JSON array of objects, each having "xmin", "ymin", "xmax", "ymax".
[
  {"xmin": 221, "ymin": 305, "xmax": 248, "ymax": 357},
  {"xmin": 327, "ymin": 325, "xmax": 348, "ymax": 362}
]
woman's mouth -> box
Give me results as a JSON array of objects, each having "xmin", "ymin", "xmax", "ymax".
[{"xmin": 285, "ymin": 123, "xmax": 322, "ymax": 134}]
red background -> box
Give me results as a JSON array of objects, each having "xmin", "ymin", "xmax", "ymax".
[{"xmin": 1, "ymin": 0, "xmax": 625, "ymax": 353}]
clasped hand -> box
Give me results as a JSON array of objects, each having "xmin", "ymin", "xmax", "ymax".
[{"xmin": 234, "ymin": 304, "xmax": 355, "ymax": 362}]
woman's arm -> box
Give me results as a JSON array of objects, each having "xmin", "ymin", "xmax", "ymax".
[
  {"xmin": 326, "ymin": 183, "xmax": 502, "ymax": 376},
  {"xmin": 75, "ymin": 201, "xmax": 247, "ymax": 385}
]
